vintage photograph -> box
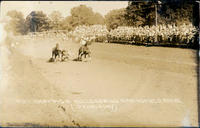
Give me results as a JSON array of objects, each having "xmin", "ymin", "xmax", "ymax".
[{"xmin": 0, "ymin": 0, "xmax": 199, "ymax": 127}]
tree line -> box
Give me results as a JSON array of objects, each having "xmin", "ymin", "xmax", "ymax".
[{"xmin": 5, "ymin": 0, "xmax": 197, "ymax": 35}]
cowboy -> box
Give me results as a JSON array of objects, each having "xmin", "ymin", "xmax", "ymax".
[{"xmin": 78, "ymin": 38, "xmax": 91, "ymax": 61}]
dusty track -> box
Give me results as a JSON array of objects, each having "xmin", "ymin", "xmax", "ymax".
[{"xmin": 0, "ymin": 37, "xmax": 198, "ymax": 127}]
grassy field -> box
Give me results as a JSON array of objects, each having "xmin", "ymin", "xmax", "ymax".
[{"xmin": 0, "ymin": 37, "xmax": 198, "ymax": 127}]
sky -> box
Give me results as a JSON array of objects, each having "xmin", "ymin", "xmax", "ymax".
[{"xmin": 0, "ymin": 1, "xmax": 128, "ymax": 19}]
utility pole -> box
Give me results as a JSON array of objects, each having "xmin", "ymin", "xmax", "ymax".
[
  {"xmin": 155, "ymin": 0, "xmax": 161, "ymax": 44},
  {"xmin": 0, "ymin": 1, "xmax": 1, "ymax": 19},
  {"xmin": 155, "ymin": 3, "xmax": 157, "ymax": 27}
]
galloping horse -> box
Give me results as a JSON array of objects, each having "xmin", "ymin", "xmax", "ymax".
[
  {"xmin": 52, "ymin": 43, "xmax": 62, "ymax": 61},
  {"xmin": 78, "ymin": 44, "xmax": 91, "ymax": 61}
]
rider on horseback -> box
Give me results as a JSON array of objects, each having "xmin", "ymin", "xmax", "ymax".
[
  {"xmin": 78, "ymin": 37, "xmax": 91, "ymax": 61},
  {"xmin": 53, "ymin": 43, "xmax": 60, "ymax": 51},
  {"xmin": 52, "ymin": 43, "xmax": 61, "ymax": 61}
]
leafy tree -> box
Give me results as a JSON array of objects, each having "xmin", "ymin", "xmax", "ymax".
[
  {"xmin": 125, "ymin": 1, "xmax": 155, "ymax": 27},
  {"xmin": 158, "ymin": 0, "xmax": 194, "ymax": 25},
  {"xmin": 5, "ymin": 10, "xmax": 27, "ymax": 35},
  {"xmin": 125, "ymin": 0, "xmax": 195, "ymax": 26},
  {"xmin": 60, "ymin": 16, "xmax": 74, "ymax": 31},
  {"xmin": 25, "ymin": 11, "xmax": 50, "ymax": 32},
  {"xmin": 105, "ymin": 8, "xmax": 128, "ymax": 31},
  {"xmin": 93, "ymin": 12, "xmax": 105, "ymax": 25},
  {"xmin": 70, "ymin": 5, "xmax": 94, "ymax": 26},
  {"xmin": 63, "ymin": 5, "xmax": 105, "ymax": 30},
  {"xmin": 49, "ymin": 11, "xmax": 63, "ymax": 30}
]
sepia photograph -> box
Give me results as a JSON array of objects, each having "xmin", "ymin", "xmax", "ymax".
[{"xmin": 0, "ymin": 0, "xmax": 199, "ymax": 127}]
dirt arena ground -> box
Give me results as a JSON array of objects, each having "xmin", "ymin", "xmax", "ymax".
[{"xmin": 0, "ymin": 36, "xmax": 198, "ymax": 127}]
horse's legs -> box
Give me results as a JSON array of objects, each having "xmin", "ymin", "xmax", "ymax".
[
  {"xmin": 78, "ymin": 48, "xmax": 82, "ymax": 60},
  {"xmin": 79, "ymin": 53, "xmax": 84, "ymax": 61},
  {"xmin": 80, "ymin": 53, "xmax": 83, "ymax": 61},
  {"xmin": 78, "ymin": 51, "xmax": 83, "ymax": 61},
  {"xmin": 55, "ymin": 54, "xmax": 59, "ymax": 62},
  {"xmin": 84, "ymin": 53, "xmax": 87, "ymax": 58},
  {"xmin": 52, "ymin": 51, "xmax": 54, "ymax": 58},
  {"xmin": 59, "ymin": 53, "xmax": 62, "ymax": 61}
]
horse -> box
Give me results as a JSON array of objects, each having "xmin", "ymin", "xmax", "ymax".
[
  {"xmin": 51, "ymin": 43, "xmax": 62, "ymax": 62},
  {"xmin": 78, "ymin": 45, "xmax": 91, "ymax": 61},
  {"xmin": 51, "ymin": 48, "xmax": 62, "ymax": 62}
]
